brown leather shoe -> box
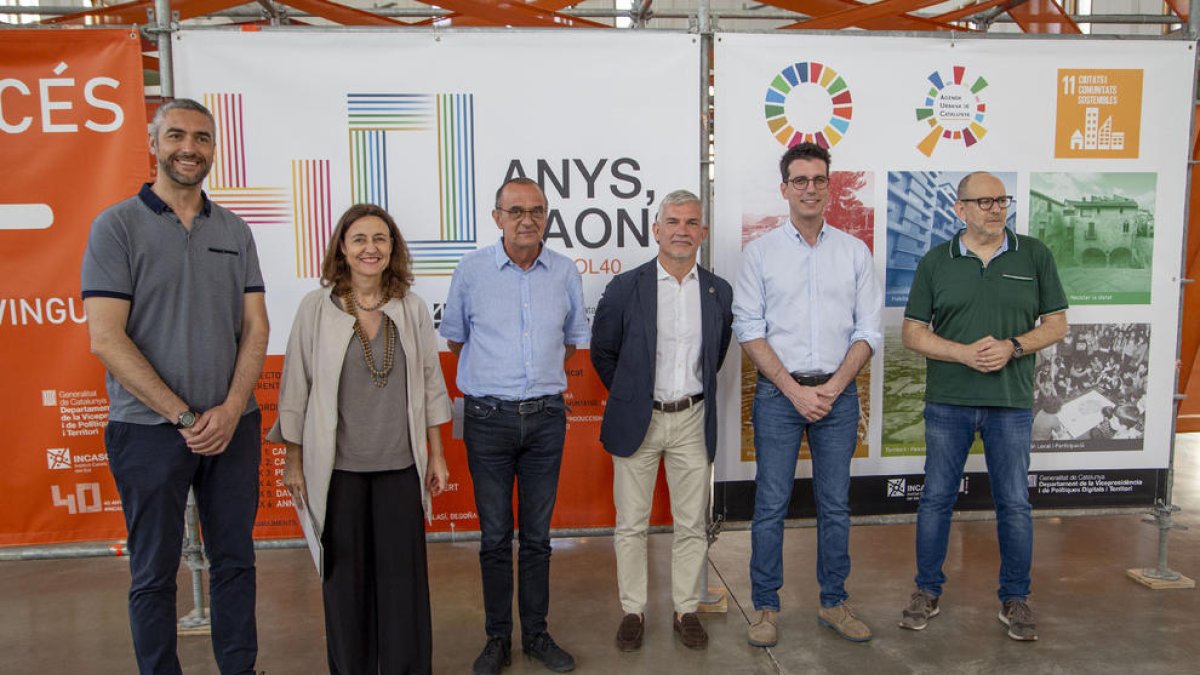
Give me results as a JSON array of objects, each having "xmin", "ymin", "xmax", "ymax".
[
  {"xmin": 673, "ymin": 612, "xmax": 708, "ymax": 650},
  {"xmin": 615, "ymin": 613, "xmax": 643, "ymax": 651}
]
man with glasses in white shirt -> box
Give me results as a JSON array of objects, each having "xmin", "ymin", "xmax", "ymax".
[{"xmin": 733, "ymin": 142, "xmax": 883, "ymax": 646}]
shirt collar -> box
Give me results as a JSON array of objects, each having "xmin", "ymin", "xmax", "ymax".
[
  {"xmin": 950, "ymin": 226, "xmax": 1017, "ymax": 259},
  {"xmin": 138, "ymin": 182, "xmax": 212, "ymax": 218},
  {"xmin": 784, "ymin": 219, "xmax": 829, "ymax": 246},
  {"xmin": 493, "ymin": 238, "xmax": 548, "ymax": 270},
  {"xmin": 656, "ymin": 259, "xmax": 698, "ymax": 283}
]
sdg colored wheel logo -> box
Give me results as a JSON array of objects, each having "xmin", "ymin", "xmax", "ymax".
[{"xmin": 764, "ymin": 61, "xmax": 853, "ymax": 149}]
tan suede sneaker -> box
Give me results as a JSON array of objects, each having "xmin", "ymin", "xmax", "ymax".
[
  {"xmin": 817, "ymin": 603, "xmax": 873, "ymax": 642},
  {"xmin": 747, "ymin": 609, "xmax": 779, "ymax": 647}
]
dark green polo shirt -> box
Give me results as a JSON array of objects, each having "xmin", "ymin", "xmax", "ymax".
[{"xmin": 904, "ymin": 228, "xmax": 1068, "ymax": 408}]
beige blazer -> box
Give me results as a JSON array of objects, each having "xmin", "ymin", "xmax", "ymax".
[{"xmin": 267, "ymin": 287, "xmax": 452, "ymax": 574}]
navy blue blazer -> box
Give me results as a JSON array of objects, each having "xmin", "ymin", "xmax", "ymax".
[{"xmin": 590, "ymin": 258, "xmax": 734, "ymax": 461}]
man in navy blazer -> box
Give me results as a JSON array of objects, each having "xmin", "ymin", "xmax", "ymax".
[{"xmin": 591, "ymin": 189, "xmax": 734, "ymax": 653}]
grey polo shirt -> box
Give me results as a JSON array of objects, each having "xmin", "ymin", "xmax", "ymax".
[{"xmin": 81, "ymin": 184, "xmax": 266, "ymax": 424}]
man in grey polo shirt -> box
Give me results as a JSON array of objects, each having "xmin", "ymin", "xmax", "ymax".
[{"xmin": 81, "ymin": 98, "xmax": 269, "ymax": 675}]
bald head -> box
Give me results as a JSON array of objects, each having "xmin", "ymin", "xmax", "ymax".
[{"xmin": 957, "ymin": 172, "xmax": 999, "ymax": 200}]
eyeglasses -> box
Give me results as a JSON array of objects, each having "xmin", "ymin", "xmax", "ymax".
[
  {"xmin": 960, "ymin": 196, "xmax": 1015, "ymax": 210},
  {"xmin": 785, "ymin": 175, "xmax": 830, "ymax": 191},
  {"xmin": 498, "ymin": 206, "xmax": 547, "ymax": 221}
]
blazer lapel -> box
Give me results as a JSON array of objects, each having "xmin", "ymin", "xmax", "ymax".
[
  {"xmin": 698, "ymin": 266, "xmax": 719, "ymax": 374},
  {"xmin": 637, "ymin": 261, "xmax": 658, "ymax": 367}
]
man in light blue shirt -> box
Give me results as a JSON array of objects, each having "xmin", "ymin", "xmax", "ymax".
[
  {"xmin": 734, "ymin": 142, "xmax": 882, "ymax": 647},
  {"xmin": 440, "ymin": 177, "xmax": 589, "ymax": 675}
]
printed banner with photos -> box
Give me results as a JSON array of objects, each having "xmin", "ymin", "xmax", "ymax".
[{"xmin": 712, "ymin": 33, "xmax": 1192, "ymax": 515}]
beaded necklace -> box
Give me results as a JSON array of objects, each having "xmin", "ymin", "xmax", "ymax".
[
  {"xmin": 342, "ymin": 289, "xmax": 395, "ymax": 387},
  {"xmin": 352, "ymin": 289, "xmax": 389, "ymax": 312}
]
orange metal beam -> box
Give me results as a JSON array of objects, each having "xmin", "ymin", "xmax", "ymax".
[
  {"xmin": 1006, "ymin": 0, "xmax": 1081, "ymax": 33},
  {"xmin": 1171, "ymin": 103, "xmax": 1200, "ymax": 427},
  {"xmin": 413, "ymin": 0, "xmax": 608, "ymax": 28},
  {"xmin": 275, "ymin": 0, "xmax": 409, "ymax": 26},
  {"xmin": 410, "ymin": 0, "xmax": 580, "ymax": 27},
  {"xmin": 1164, "ymin": 0, "xmax": 1189, "ymax": 21},
  {"xmin": 759, "ymin": 0, "xmax": 964, "ymax": 31},
  {"xmin": 43, "ymin": 0, "xmax": 244, "ymax": 25},
  {"xmin": 782, "ymin": 0, "xmax": 950, "ymax": 30},
  {"xmin": 933, "ymin": 0, "xmax": 1013, "ymax": 24}
]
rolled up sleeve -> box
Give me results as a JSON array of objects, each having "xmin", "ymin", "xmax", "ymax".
[
  {"xmin": 732, "ymin": 244, "xmax": 767, "ymax": 343},
  {"xmin": 850, "ymin": 246, "xmax": 883, "ymax": 354}
]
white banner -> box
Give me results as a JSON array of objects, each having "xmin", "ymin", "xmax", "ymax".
[
  {"xmin": 173, "ymin": 29, "xmax": 700, "ymax": 533},
  {"xmin": 713, "ymin": 33, "xmax": 1193, "ymax": 483},
  {"xmin": 174, "ymin": 29, "xmax": 701, "ymax": 349}
]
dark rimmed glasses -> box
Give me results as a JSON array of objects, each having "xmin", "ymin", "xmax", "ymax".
[
  {"xmin": 785, "ymin": 175, "xmax": 830, "ymax": 191},
  {"xmin": 960, "ymin": 196, "xmax": 1015, "ymax": 210}
]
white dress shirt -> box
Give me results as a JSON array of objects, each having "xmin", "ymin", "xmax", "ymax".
[
  {"xmin": 655, "ymin": 261, "xmax": 704, "ymax": 401},
  {"xmin": 732, "ymin": 221, "xmax": 883, "ymax": 374}
]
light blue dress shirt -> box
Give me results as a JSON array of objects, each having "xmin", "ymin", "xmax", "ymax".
[
  {"xmin": 733, "ymin": 221, "xmax": 883, "ymax": 375},
  {"xmin": 440, "ymin": 240, "xmax": 590, "ymax": 400}
]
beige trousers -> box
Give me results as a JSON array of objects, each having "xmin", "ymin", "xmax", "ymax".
[{"xmin": 612, "ymin": 404, "xmax": 710, "ymax": 615}]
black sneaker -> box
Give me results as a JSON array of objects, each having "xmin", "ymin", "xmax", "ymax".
[
  {"xmin": 473, "ymin": 636, "xmax": 512, "ymax": 675},
  {"xmin": 523, "ymin": 631, "xmax": 575, "ymax": 672}
]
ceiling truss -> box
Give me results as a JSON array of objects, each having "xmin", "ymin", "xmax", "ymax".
[{"xmin": 27, "ymin": 0, "xmax": 1189, "ymax": 33}]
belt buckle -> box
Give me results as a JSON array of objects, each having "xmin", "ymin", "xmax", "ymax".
[{"xmin": 517, "ymin": 400, "xmax": 541, "ymax": 415}]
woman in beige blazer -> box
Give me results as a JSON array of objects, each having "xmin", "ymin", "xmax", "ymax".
[{"xmin": 269, "ymin": 203, "xmax": 452, "ymax": 674}]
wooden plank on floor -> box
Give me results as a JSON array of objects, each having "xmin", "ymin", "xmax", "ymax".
[{"xmin": 1126, "ymin": 568, "xmax": 1197, "ymax": 590}]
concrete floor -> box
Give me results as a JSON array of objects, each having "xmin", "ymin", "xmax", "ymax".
[{"xmin": 2, "ymin": 435, "xmax": 1198, "ymax": 675}]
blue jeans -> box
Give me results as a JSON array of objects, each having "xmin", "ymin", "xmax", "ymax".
[
  {"xmin": 750, "ymin": 377, "xmax": 859, "ymax": 610},
  {"xmin": 915, "ymin": 402, "xmax": 1033, "ymax": 602},
  {"xmin": 105, "ymin": 411, "xmax": 261, "ymax": 675},
  {"xmin": 463, "ymin": 395, "xmax": 566, "ymax": 641}
]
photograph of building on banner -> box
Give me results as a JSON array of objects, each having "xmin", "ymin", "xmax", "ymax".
[
  {"xmin": 884, "ymin": 170, "xmax": 1017, "ymax": 308},
  {"xmin": 1029, "ymin": 172, "xmax": 1156, "ymax": 305},
  {"xmin": 736, "ymin": 170, "xmax": 875, "ymax": 463},
  {"xmin": 1032, "ymin": 322, "xmax": 1149, "ymax": 452}
]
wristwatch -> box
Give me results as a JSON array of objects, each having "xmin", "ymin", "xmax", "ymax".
[
  {"xmin": 175, "ymin": 410, "xmax": 199, "ymax": 429},
  {"xmin": 1009, "ymin": 337, "xmax": 1024, "ymax": 359}
]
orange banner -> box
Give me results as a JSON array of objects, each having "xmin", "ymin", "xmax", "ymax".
[
  {"xmin": 252, "ymin": 351, "xmax": 673, "ymax": 539},
  {"xmin": 0, "ymin": 30, "xmax": 148, "ymax": 546}
]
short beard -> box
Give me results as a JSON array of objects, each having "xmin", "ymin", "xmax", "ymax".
[{"xmin": 157, "ymin": 153, "xmax": 210, "ymax": 187}]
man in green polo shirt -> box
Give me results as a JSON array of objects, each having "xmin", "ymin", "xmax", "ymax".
[{"xmin": 898, "ymin": 172, "xmax": 1067, "ymax": 642}]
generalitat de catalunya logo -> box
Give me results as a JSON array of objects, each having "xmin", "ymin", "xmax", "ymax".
[
  {"xmin": 914, "ymin": 66, "xmax": 989, "ymax": 157},
  {"xmin": 763, "ymin": 61, "xmax": 853, "ymax": 149}
]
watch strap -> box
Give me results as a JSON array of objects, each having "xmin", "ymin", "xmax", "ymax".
[{"xmin": 1009, "ymin": 337, "xmax": 1023, "ymax": 358}]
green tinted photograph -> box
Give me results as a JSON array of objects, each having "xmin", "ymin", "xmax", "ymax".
[{"xmin": 1029, "ymin": 172, "xmax": 1156, "ymax": 305}]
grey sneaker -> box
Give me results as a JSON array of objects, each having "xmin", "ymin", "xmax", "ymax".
[
  {"xmin": 898, "ymin": 589, "xmax": 940, "ymax": 631},
  {"xmin": 999, "ymin": 600, "xmax": 1038, "ymax": 641}
]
